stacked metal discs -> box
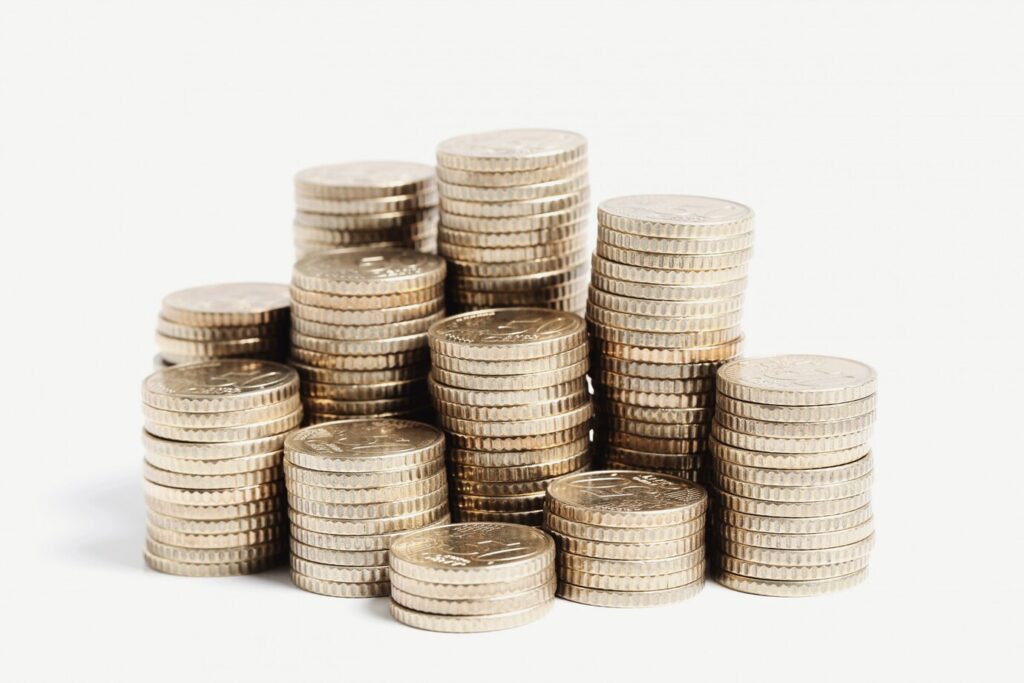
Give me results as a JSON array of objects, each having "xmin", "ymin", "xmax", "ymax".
[
  {"xmin": 283, "ymin": 419, "xmax": 450, "ymax": 597},
  {"xmin": 388, "ymin": 523, "xmax": 555, "ymax": 632},
  {"xmin": 435, "ymin": 129, "xmax": 591, "ymax": 315},
  {"xmin": 586, "ymin": 195, "xmax": 754, "ymax": 479},
  {"xmin": 155, "ymin": 283, "xmax": 290, "ymax": 367},
  {"xmin": 710, "ymin": 355, "xmax": 876, "ymax": 597},
  {"xmin": 289, "ymin": 248, "xmax": 446, "ymax": 424},
  {"xmin": 141, "ymin": 360, "xmax": 301, "ymax": 576},
  {"xmin": 544, "ymin": 470, "xmax": 708, "ymax": 607},
  {"xmin": 293, "ymin": 161, "xmax": 438, "ymax": 258},
  {"xmin": 427, "ymin": 308, "xmax": 594, "ymax": 525}
]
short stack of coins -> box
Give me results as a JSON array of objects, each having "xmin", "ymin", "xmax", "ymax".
[
  {"xmin": 141, "ymin": 360, "xmax": 301, "ymax": 576},
  {"xmin": 427, "ymin": 308, "xmax": 594, "ymax": 525},
  {"xmin": 155, "ymin": 283, "xmax": 290, "ymax": 367},
  {"xmin": 293, "ymin": 161, "xmax": 438, "ymax": 258},
  {"xmin": 544, "ymin": 470, "xmax": 708, "ymax": 607},
  {"xmin": 289, "ymin": 247, "xmax": 446, "ymax": 424},
  {"xmin": 710, "ymin": 355, "xmax": 876, "ymax": 597},
  {"xmin": 586, "ymin": 195, "xmax": 755, "ymax": 479},
  {"xmin": 435, "ymin": 129, "xmax": 591, "ymax": 315},
  {"xmin": 283, "ymin": 419, "xmax": 450, "ymax": 597},
  {"xmin": 387, "ymin": 523, "xmax": 555, "ymax": 632}
]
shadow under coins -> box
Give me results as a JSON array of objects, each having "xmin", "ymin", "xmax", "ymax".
[{"xmin": 66, "ymin": 474, "xmax": 146, "ymax": 571}]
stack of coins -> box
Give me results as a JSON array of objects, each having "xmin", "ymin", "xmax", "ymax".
[
  {"xmin": 710, "ymin": 355, "xmax": 876, "ymax": 597},
  {"xmin": 544, "ymin": 470, "xmax": 708, "ymax": 607},
  {"xmin": 587, "ymin": 195, "xmax": 754, "ymax": 479},
  {"xmin": 283, "ymin": 419, "xmax": 450, "ymax": 597},
  {"xmin": 155, "ymin": 283, "xmax": 290, "ymax": 367},
  {"xmin": 427, "ymin": 308, "xmax": 594, "ymax": 525},
  {"xmin": 388, "ymin": 523, "xmax": 555, "ymax": 632},
  {"xmin": 293, "ymin": 161, "xmax": 438, "ymax": 258},
  {"xmin": 289, "ymin": 248, "xmax": 446, "ymax": 424},
  {"xmin": 141, "ymin": 360, "xmax": 301, "ymax": 576},
  {"xmin": 435, "ymin": 129, "xmax": 591, "ymax": 315}
]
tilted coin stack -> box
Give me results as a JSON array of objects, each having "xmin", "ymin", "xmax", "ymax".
[
  {"xmin": 283, "ymin": 419, "xmax": 450, "ymax": 597},
  {"xmin": 141, "ymin": 360, "xmax": 302, "ymax": 576},
  {"xmin": 388, "ymin": 523, "xmax": 555, "ymax": 632},
  {"xmin": 289, "ymin": 248, "xmax": 446, "ymax": 424},
  {"xmin": 427, "ymin": 309, "xmax": 594, "ymax": 525},
  {"xmin": 155, "ymin": 283, "xmax": 290, "ymax": 367},
  {"xmin": 293, "ymin": 161, "xmax": 438, "ymax": 258},
  {"xmin": 544, "ymin": 470, "xmax": 708, "ymax": 607},
  {"xmin": 710, "ymin": 355, "xmax": 876, "ymax": 597},
  {"xmin": 586, "ymin": 195, "xmax": 755, "ymax": 479},
  {"xmin": 435, "ymin": 129, "xmax": 591, "ymax": 315}
]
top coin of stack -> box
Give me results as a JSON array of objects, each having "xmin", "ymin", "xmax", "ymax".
[
  {"xmin": 544, "ymin": 470, "xmax": 708, "ymax": 608},
  {"xmin": 293, "ymin": 161, "xmax": 438, "ymax": 258},
  {"xmin": 435, "ymin": 129, "xmax": 591, "ymax": 315},
  {"xmin": 289, "ymin": 248, "xmax": 446, "ymax": 424},
  {"xmin": 709, "ymin": 355, "xmax": 877, "ymax": 597},
  {"xmin": 586, "ymin": 195, "xmax": 754, "ymax": 480},
  {"xmin": 141, "ymin": 359, "xmax": 301, "ymax": 576},
  {"xmin": 388, "ymin": 523, "xmax": 556, "ymax": 632},
  {"xmin": 427, "ymin": 308, "xmax": 594, "ymax": 526},
  {"xmin": 155, "ymin": 283, "xmax": 291, "ymax": 367}
]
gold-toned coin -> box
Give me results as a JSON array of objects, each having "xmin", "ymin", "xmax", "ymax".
[
  {"xmin": 144, "ymin": 551, "xmax": 279, "ymax": 576},
  {"xmin": 543, "ymin": 510, "xmax": 704, "ymax": 543},
  {"xmin": 434, "ymin": 391, "xmax": 588, "ymax": 421},
  {"xmin": 557, "ymin": 578, "xmax": 703, "ymax": 607},
  {"xmin": 547, "ymin": 470, "xmax": 707, "ymax": 528},
  {"xmin": 439, "ymin": 222, "xmax": 583, "ymax": 249},
  {"xmin": 715, "ymin": 504, "xmax": 872, "ymax": 535},
  {"xmin": 289, "ymin": 503, "xmax": 449, "ymax": 535},
  {"xmin": 143, "ymin": 463, "xmax": 280, "ymax": 490},
  {"xmin": 144, "ymin": 449, "xmax": 281, "ymax": 475},
  {"xmin": 606, "ymin": 432, "xmax": 704, "ymax": 455},
  {"xmin": 439, "ymin": 402, "xmax": 592, "ymax": 437},
  {"xmin": 292, "ymin": 247, "xmax": 446, "ymax": 295},
  {"xmin": 588, "ymin": 319, "xmax": 742, "ymax": 348},
  {"xmin": 451, "ymin": 476, "xmax": 558, "ymax": 497},
  {"xmin": 559, "ymin": 563, "xmax": 705, "ymax": 591},
  {"xmin": 160, "ymin": 283, "xmax": 290, "ymax": 327},
  {"xmin": 304, "ymin": 408, "xmax": 433, "ymax": 425},
  {"xmin": 155, "ymin": 334, "xmax": 282, "ymax": 358},
  {"xmin": 587, "ymin": 304, "xmax": 743, "ymax": 334},
  {"xmin": 391, "ymin": 580, "xmax": 555, "ymax": 616},
  {"xmin": 717, "ymin": 554, "xmax": 867, "ymax": 581},
  {"xmin": 289, "ymin": 516, "xmax": 451, "ymax": 552},
  {"xmin": 142, "ymin": 359, "xmax": 298, "ymax": 413},
  {"xmin": 601, "ymin": 417, "xmax": 709, "ymax": 440},
  {"xmin": 290, "ymin": 298, "xmax": 443, "ymax": 326},
  {"xmin": 596, "ymin": 242, "xmax": 753, "ymax": 270},
  {"xmin": 598, "ymin": 195, "xmax": 754, "ymax": 238},
  {"xmin": 294, "ymin": 224, "xmax": 437, "ymax": 247},
  {"xmin": 284, "ymin": 419, "xmax": 444, "ymax": 472},
  {"xmin": 291, "ymin": 572, "xmax": 390, "ymax": 597},
  {"xmin": 145, "ymin": 495, "xmax": 283, "ymax": 521},
  {"xmin": 601, "ymin": 445, "xmax": 703, "ymax": 471},
  {"xmin": 388, "ymin": 565, "xmax": 551, "ymax": 598},
  {"xmin": 143, "ymin": 480, "xmax": 281, "ymax": 506},
  {"xmin": 588, "ymin": 287, "xmax": 744, "ymax": 318},
  {"xmin": 431, "ymin": 344, "xmax": 587, "ymax": 375},
  {"xmin": 141, "ymin": 396, "xmax": 300, "ymax": 429},
  {"xmin": 596, "ymin": 387, "xmax": 712, "ymax": 409},
  {"xmin": 145, "ymin": 537, "xmax": 284, "ymax": 564},
  {"xmin": 436, "ymin": 157, "xmax": 586, "ymax": 188},
  {"xmin": 295, "ymin": 161, "xmax": 436, "ymax": 200},
  {"xmin": 716, "ymin": 411, "xmax": 875, "ymax": 438},
  {"xmin": 144, "ymin": 409, "xmax": 302, "ymax": 443},
  {"xmin": 715, "ymin": 518, "xmax": 874, "ymax": 551},
  {"xmin": 290, "ymin": 542, "xmax": 387, "ymax": 567},
  {"xmin": 717, "ymin": 534, "xmax": 874, "ymax": 567},
  {"xmin": 450, "ymin": 450, "xmax": 590, "ymax": 483},
  {"xmin": 439, "ymin": 233, "xmax": 590, "ymax": 263},
  {"xmin": 388, "ymin": 522, "xmax": 554, "ymax": 584},
  {"xmin": 713, "ymin": 489, "xmax": 871, "ymax": 518},
  {"xmin": 290, "ymin": 556, "xmax": 389, "ymax": 583},
  {"xmin": 712, "ymin": 454, "xmax": 872, "ymax": 487},
  {"xmin": 548, "ymin": 529, "xmax": 704, "ymax": 560},
  {"xmin": 447, "ymin": 437, "xmax": 589, "ymax": 468},
  {"xmin": 428, "ymin": 376, "xmax": 586, "ymax": 407},
  {"xmin": 712, "ymin": 472, "xmax": 873, "ymax": 503},
  {"xmin": 448, "ymin": 284, "xmax": 589, "ymax": 308},
  {"xmin": 715, "ymin": 566, "xmax": 867, "ymax": 597},
  {"xmin": 286, "ymin": 470, "xmax": 446, "ymax": 505},
  {"xmin": 289, "ymin": 347, "xmax": 429, "ymax": 370},
  {"xmin": 455, "ymin": 508, "xmax": 545, "ymax": 525},
  {"xmin": 455, "ymin": 264, "xmax": 588, "ymax": 292},
  {"xmin": 603, "ymin": 460, "xmax": 699, "ymax": 481},
  {"xmin": 595, "ymin": 370, "xmax": 714, "ymax": 395},
  {"xmin": 592, "ymin": 257, "xmax": 748, "ymax": 285},
  {"xmin": 591, "ymin": 273, "xmax": 749, "ymax": 304},
  {"xmin": 446, "ymin": 424, "xmax": 589, "ymax": 451},
  {"xmin": 147, "ymin": 510, "xmax": 283, "ymax": 535},
  {"xmin": 595, "ymin": 400, "xmax": 710, "ymax": 425},
  {"xmin": 290, "ymin": 361, "xmax": 429, "ymax": 386},
  {"xmin": 598, "ymin": 226, "xmax": 754, "ymax": 255},
  {"xmin": 146, "ymin": 523, "xmax": 283, "ymax": 549},
  {"xmin": 283, "ymin": 459, "xmax": 444, "ymax": 489},
  {"xmin": 290, "ymin": 330, "xmax": 428, "ymax": 356},
  {"xmin": 287, "ymin": 485, "xmax": 446, "ymax": 519},
  {"xmin": 289, "ymin": 282, "xmax": 442, "ymax": 310},
  {"xmin": 156, "ymin": 318, "xmax": 280, "ymax": 342},
  {"xmin": 710, "ymin": 437, "xmax": 871, "ymax": 470},
  {"xmin": 302, "ymin": 378, "xmax": 427, "ymax": 401},
  {"xmin": 428, "ymin": 308, "xmax": 586, "ymax": 360},
  {"xmin": 456, "ymin": 491, "xmax": 547, "ymax": 513},
  {"xmin": 711, "ymin": 423, "xmax": 873, "ymax": 454},
  {"xmin": 389, "ymin": 600, "xmax": 552, "ymax": 633},
  {"xmin": 561, "ymin": 547, "xmax": 705, "ymax": 577},
  {"xmin": 438, "ymin": 172, "xmax": 588, "ymax": 202},
  {"xmin": 430, "ymin": 365, "xmax": 586, "ymax": 397},
  {"xmin": 715, "ymin": 394, "xmax": 877, "ymax": 423},
  {"xmin": 440, "ymin": 204, "xmax": 589, "ymax": 233},
  {"xmin": 295, "ymin": 192, "xmax": 437, "ymax": 215},
  {"xmin": 290, "ymin": 311, "xmax": 442, "ymax": 341},
  {"xmin": 716, "ymin": 355, "xmax": 877, "ymax": 406},
  {"xmin": 593, "ymin": 337, "xmax": 743, "ymax": 364},
  {"xmin": 437, "ymin": 129, "xmax": 587, "ymax": 172},
  {"xmin": 294, "ymin": 207, "xmax": 437, "ymax": 230}
]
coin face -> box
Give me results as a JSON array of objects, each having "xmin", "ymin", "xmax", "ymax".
[
  {"xmin": 143, "ymin": 359, "xmax": 297, "ymax": 402},
  {"xmin": 428, "ymin": 308, "xmax": 584, "ymax": 360},
  {"xmin": 437, "ymin": 129, "xmax": 586, "ymax": 164},
  {"xmin": 285, "ymin": 418, "xmax": 443, "ymax": 460},
  {"xmin": 293, "ymin": 248, "xmax": 445, "ymax": 287},
  {"xmin": 389, "ymin": 522, "xmax": 553, "ymax": 572},
  {"xmin": 295, "ymin": 161, "xmax": 435, "ymax": 193},
  {"xmin": 598, "ymin": 194, "xmax": 752, "ymax": 226},
  {"xmin": 162, "ymin": 283, "xmax": 290, "ymax": 315},
  {"xmin": 547, "ymin": 470, "xmax": 706, "ymax": 513},
  {"xmin": 717, "ymin": 355, "xmax": 877, "ymax": 405}
]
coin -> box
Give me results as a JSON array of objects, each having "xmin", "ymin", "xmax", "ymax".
[
  {"xmin": 293, "ymin": 248, "xmax": 445, "ymax": 295},
  {"xmin": 715, "ymin": 394, "xmax": 877, "ymax": 423},
  {"xmin": 147, "ymin": 511, "xmax": 283, "ymax": 535},
  {"xmin": 548, "ymin": 530, "xmax": 704, "ymax": 560},
  {"xmin": 389, "ymin": 600, "xmax": 552, "ymax": 633},
  {"xmin": 290, "ymin": 572, "xmax": 391, "ymax": 598},
  {"xmin": 143, "ymin": 409, "xmax": 302, "ymax": 443},
  {"xmin": 436, "ymin": 157, "xmax": 587, "ymax": 187},
  {"xmin": 436, "ymin": 129, "xmax": 586, "ymax": 172},
  {"xmin": 144, "ymin": 551, "xmax": 280, "ymax": 577},
  {"xmin": 286, "ymin": 470, "xmax": 446, "ymax": 505},
  {"xmin": 283, "ymin": 459, "xmax": 444, "ymax": 489},
  {"xmin": 543, "ymin": 510, "xmax": 704, "ymax": 543},
  {"xmin": 558, "ymin": 563, "xmax": 705, "ymax": 591},
  {"xmin": 449, "ymin": 450, "xmax": 590, "ymax": 482},
  {"xmin": 284, "ymin": 419, "xmax": 444, "ymax": 472},
  {"xmin": 429, "ymin": 359, "xmax": 587, "ymax": 391},
  {"xmin": 428, "ymin": 308, "xmax": 586, "ymax": 360},
  {"xmin": 296, "ymin": 192, "xmax": 438, "ymax": 215},
  {"xmin": 560, "ymin": 547, "xmax": 704, "ymax": 577},
  {"xmin": 295, "ymin": 161, "xmax": 436, "ymax": 200},
  {"xmin": 712, "ymin": 472, "xmax": 873, "ymax": 503},
  {"xmin": 716, "ymin": 355, "xmax": 877, "ymax": 406},
  {"xmin": 598, "ymin": 194, "xmax": 754, "ymax": 238},
  {"xmin": 141, "ymin": 359, "xmax": 299, "ymax": 413},
  {"xmin": 388, "ymin": 566, "xmax": 551, "ymax": 599},
  {"xmin": 455, "ymin": 509, "xmax": 545, "ymax": 525},
  {"xmin": 289, "ymin": 503, "xmax": 449, "ymax": 536},
  {"xmin": 710, "ymin": 437, "xmax": 871, "ymax": 470},
  {"xmin": 546, "ymin": 471, "xmax": 707, "ymax": 528},
  {"xmin": 715, "ymin": 567, "xmax": 867, "ymax": 596},
  {"xmin": 557, "ymin": 579, "xmax": 704, "ymax": 607},
  {"xmin": 141, "ymin": 396, "xmax": 301, "ymax": 428},
  {"xmin": 161, "ymin": 283, "xmax": 290, "ymax": 327},
  {"xmin": 391, "ymin": 580, "xmax": 555, "ymax": 616},
  {"xmin": 716, "ymin": 519, "xmax": 874, "ymax": 551},
  {"xmin": 715, "ymin": 504, "xmax": 873, "ymax": 535},
  {"xmin": 717, "ymin": 534, "xmax": 874, "ymax": 567},
  {"xmin": 447, "ymin": 437, "xmax": 590, "ymax": 467}
]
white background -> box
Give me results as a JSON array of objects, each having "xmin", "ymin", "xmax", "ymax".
[{"xmin": 1, "ymin": 1, "xmax": 1020, "ymax": 680}]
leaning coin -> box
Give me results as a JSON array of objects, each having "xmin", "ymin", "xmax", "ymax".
[
  {"xmin": 146, "ymin": 524, "xmax": 283, "ymax": 549},
  {"xmin": 715, "ymin": 566, "xmax": 867, "ymax": 597},
  {"xmin": 710, "ymin": 424, "xmax": 873, "ymax": 454},
  {"xmin": 144, "ymin": 450, "xmax": 281, "ymax": 476},
  {"xmin": 715, "ymin": 394, "xmax": 877, "ymax": 423},
  {"xmin": 543, "ymin": 511, "xmax": 704, "ymax": 543},
  {"xmin": 454, "ymin": 509, "xmax": 545, "ymax": 525},
  {"xmin": 290, "ymin": 556, "xmax": 389, "ymax": 583},
  {"xmin": 285, "ymin": 470, "xmax": 446, "ymax": 504},
  {"xmin": 147, "ymin": 511, "xmax": 283, "ymax": 535},
  {"xmin": 289, "ymin": 503, "xmax": 449, "ymax": 536},
  {"xmin": 712, "ymin": 454, "xmax": 873, "ymax": 487},
  {"xmin": 715, "ymin": 504, "xmax": 873, "ymax": 535},
  {"xmin": 144, "ymin": 551, "xmax": 279, "ymax": 577},
  {"xmin": 142, "ymin": 463, "xmax": 280, "ymax": 490},
  {"xmin": 144, "ymin": 409, "xmax": 302, "ymax": 443},
  {"xmin": 717, "ymin": 534, "xmax": 874, "ymax": 567},
  {"xmin": 715, "ymin": 518, "xmax": 874, "ymax": 551},
  {"xmin": 160, "ymin": 283, "xmax": 290, "ymax": 327},
  {"xmin": 290, "ymin": 572, "xmax": 391, "ymax": 598},
  {"xmin": 712, "ymin": 472, "xmax": 873, "ymax": 503},
  {"xmin": 292, "ymin": 248, "xmax": 446, "ymax": 296},
  {"xmin": 715, "ymin": 411, "xmax": 875, "ymax": 438},
  {"xmin": 713, "ymin": 489, "xmax": 871, "ymax": 518},
  {"xmin": 557, "ymin": 578, "xmax": 704, "ymax": 608},
  {"xmin": 547, "ymin": 530, "xmax": 704, "ymax": 560},
  {"xmin": 716, "ymin": 355, "xmax": 877, "ymax": 406},
  {"xmin": 717, "ymin": 554, "xmax": 868, "ymax": 581},
  {"xmin": 389, "ymin": 600, "xmax": 552, "ymax": 633},
  {"xmin": 282, "ymin": 459, "xmax": 444, "ymax": 489},
  {"xmin": 560, "ymin": 547, "xmax": 705, "ymax": 577},
  {"xmin": 144, "ymin": 538, "xmax": 283, "ymax": 564},
  {"xmin": 390, "ymin": 580, "xmax": 555, "ymax": 616},
  {"xmin": 710, "ymin": 437, "xmax": 871, "ymax": 470},
  {"xmin": 558, "ymin": 563, "xmax": 705, "ymax": 591}
]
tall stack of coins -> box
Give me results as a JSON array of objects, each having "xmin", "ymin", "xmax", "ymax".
[
  {"xmin": 388, "ymin": 523, "xmax": 555, "ymax": 632},
  {"xmin": 293, "ymin": 162, "xmax": 438, "ymax": 258},
  {"xmin": 289, "ymin": 248, "xmax": 446, "ymax": 424},
  {"xmin": 435, "ymin": 129, "xmax": 591, "ymax": 315},
  {"xmin": 155, "ymin": 283, "xmax": 290, "ymax": 367},
  {"xmin": 710, "ymin": 355, "xmax": 876, "ymax": 597},
  {"xmin": 544, "ymin": 470, "xmax": 708, "ymax": 607},
  {"xmin": 141, "ymin": 360, "xmax": 301, "ymax": 576},
  {"xmin": 586, "ymin": 195, "xmax": 754, "ymax": 479},
  {"xmin": 283, "ymin": 419, "xmax": 450, "ymax": 597},
  {"xmin": 427, "ymin": 308, "xmax": 593, "ymax": 525}
]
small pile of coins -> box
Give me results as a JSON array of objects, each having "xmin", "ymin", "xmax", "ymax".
[
  {"xmin": 155, "ymin": 283, "xmax": 290, "ymax": 367},
  {"xmin": 141, "ymin": 360, "xmax": 301, "ymax": 576},
  {"xmin": 710, "ymin": 355, "xmax": 876, "ymax": 597},
  {"xmin": 283, "ymin": 419, "xmax": 450, "ymax": 597},
  {"xmin": 435, "ymin": 129, "xmax": 591, "ymax": 315},
  {"xmin": 427, "ymin": 308, "xmax": 593, "ymax": 525},
  {"xmin": 587, "ymin": 195, "xmax": 754, "ymax": 479},
  {"xmin": 293, "ymin": 161, "xmax": 438, "ymax": 258},
  {"xmin": 544, "ymin": 470, "xmax": 708, "ymax": 607},
  {"xmin": 388, "ymin": 523, "xmax": 556, "ymax": 632},
  {"xmin": 289, "ymin": 248, "xmax": 446, "ymax": 424}
]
